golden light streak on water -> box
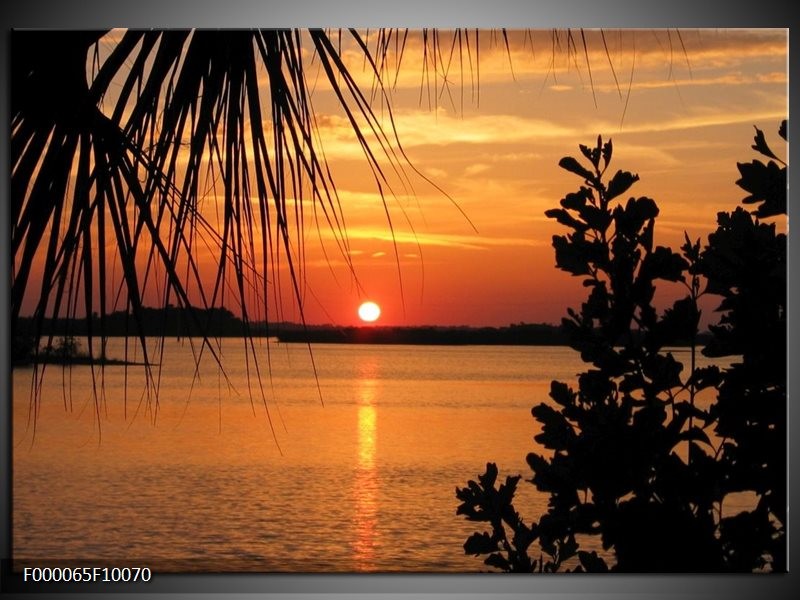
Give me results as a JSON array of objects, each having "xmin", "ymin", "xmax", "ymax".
[{"xmin": 353, "ymin": 359, "xmax": 379, "ymax": 570}]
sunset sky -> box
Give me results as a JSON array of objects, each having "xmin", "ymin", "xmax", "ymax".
[
  {"xmin": 22, "ymin": 29, "xmax": 788, "ymax": 329},
  {"xmin": 273, "ymin": 29, "xmax": 787, "ymax": 327}
]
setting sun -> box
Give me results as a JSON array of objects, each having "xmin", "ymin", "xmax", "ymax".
[{"xmin": 358, "ymin": 301, "xmax": 381, "ymax": 323}]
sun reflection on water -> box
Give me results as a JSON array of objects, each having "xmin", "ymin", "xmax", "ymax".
[{"xmin": 353, "ymin": 358, "xmax": 379, "ymax": 570}]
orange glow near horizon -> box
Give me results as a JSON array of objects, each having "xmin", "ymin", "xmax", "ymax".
[{"xmin": 17, "ymin": 29, "xmax": 788, "ymax": 330}]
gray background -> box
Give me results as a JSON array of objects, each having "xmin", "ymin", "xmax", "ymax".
[{"xmin": 1, "ymin": 1, "xmax": 795, "ymax": 598}]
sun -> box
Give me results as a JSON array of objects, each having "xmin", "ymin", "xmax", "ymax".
[{"xmin": 358, "ymin": 301, "xmax": 381, "ymax": 323}]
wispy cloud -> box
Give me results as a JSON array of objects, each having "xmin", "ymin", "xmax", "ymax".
[
  {"xmin": 333, "ymin": 29, "xmax": 786, "ymax": 92},
  {"xmin": 588, "ymin": 109, "xmax": 787, "ymax": 137},
  {"xmin": 311, "ymin": 109, "xmax": 581, "ymax": 158},
  {"xmin": 327, "ymin": 227, "xmax": 546, "ymax": 251},
  {"xmin": 309, "ymin": 102, "xmax": 785, "ymax": 164},
  {"xmin": 464, "ymin": 163, "xmax": 491, "ymax": 176}
]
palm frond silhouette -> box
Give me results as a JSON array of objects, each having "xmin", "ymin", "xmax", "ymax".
[
  {"xmin": 11, "ymin": 28, "xmax": 673, "ymax": 427},
  {"xmin": 12, "ymin": 29, "xmax": 417, "ymax": 419},
  {"xmin": 14, "ymin": 30, "xmax": 386, "ymax": 334}
]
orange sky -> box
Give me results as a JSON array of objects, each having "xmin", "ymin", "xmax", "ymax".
[
  {"xmin": 267, "ymin": 29, "xmax": 788, "ymax": 327},
  {"xmin": 21, "ymin": 29, "xmax": 789, "ymax": 329}
]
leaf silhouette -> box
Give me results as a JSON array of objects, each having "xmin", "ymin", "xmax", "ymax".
[
  {"xmin": 464, "ymin": 532, "xmax": 497, "ymax": 555},
  {"xmin": 559, "ymin": 156, "xmax": 595, "ymax": 181},
  {"xmin": 735, "ymin": 160, "xmax": 786, "ymax": 217},
  {"xmin": 605, "ymin": 170, "xmax": 640, "ymax": 201},
  {"xmin": 751, "ymin": 126, "xmax": 780, "ymax": 160}
]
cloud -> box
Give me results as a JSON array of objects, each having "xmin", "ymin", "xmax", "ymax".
[
  {"xmin": 464, "ymin": 163, "xmax": 491, "ymax": 176},
  {"xmin": 327, "ymin": 227, "xmax": 546, "ymax": 251},
  {"xmin": 586, "ymin": 72, "xmax": 788, "ymax": 95},
  {"xmin": 589, "ymin": 109, "xmax": 787, "ymax": 137},
  {"xmin": 331, "ymin": 29, "xmax": 786, "ymax": 93},
  {"xmin": 425, "ymin": 167, "xmax": 448, "ymax": 179},
  {"xmin": 308, "ymin": 96, "xmax": 784, "ymax": 164},
  {"xmin": 311, "ymin": 108, "xmax": 582, "ymax": 159}
]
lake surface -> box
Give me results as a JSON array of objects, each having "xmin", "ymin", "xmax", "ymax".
[{"xmin": 12, "ymin": 339, "xmax": 731, "ymax": 572}]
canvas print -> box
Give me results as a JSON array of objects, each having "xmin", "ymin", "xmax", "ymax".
[{"xmin": 11, "ymin": 28, "xmax": 787, "ymax": 574}]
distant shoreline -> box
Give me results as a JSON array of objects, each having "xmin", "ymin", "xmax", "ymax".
[
  {"xmin": 15, "ymin": 307, "xmax": 712, "ymax": 348},
  {"xmin": 13, "ymin": 356, "xmax": 154, "ymax": 368}
]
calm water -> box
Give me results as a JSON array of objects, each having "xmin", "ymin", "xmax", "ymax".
[{"xmin": 12, "ymin": 339, "xmax": 730, "ymax": 572}]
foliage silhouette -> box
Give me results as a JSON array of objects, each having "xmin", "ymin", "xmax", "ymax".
[
  {"xmin": 456, "ymin": 124, "xmax": 787, "ymax": 572},
  {"xmin": 697, "ymin": 121, "xmax": 787, "ymax": 571}
]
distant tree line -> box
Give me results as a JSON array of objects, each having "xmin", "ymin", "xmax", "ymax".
[
  {"xmin": 274, "ymin": 322, "xmax": 573, "ymax": 345},
  {"xmin": 14, "ymin": 309, "xmax": 714, "ymax": 359},
  {"xmin": 16, "ymin": 305, "xmax": 246, "ymax": 339}
]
